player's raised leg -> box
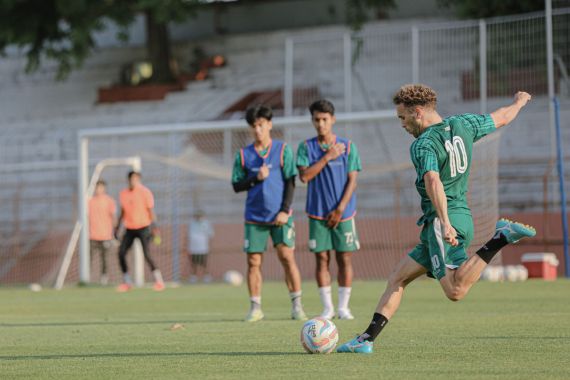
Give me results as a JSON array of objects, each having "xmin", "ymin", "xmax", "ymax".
[
  {"xmin": 276, "ymin": 243, "xmax": 307, "ymax": 320},
  {"xmin": 246, "ymin": 252, "xmax": 264, "ymax": 322},
  {"xmin": 438, "ymin": 218, "xmax": 536, "ymax": 301},
  {"xmin": 337, "ymin": 255, "xmax": 427, "ymax": 353}
]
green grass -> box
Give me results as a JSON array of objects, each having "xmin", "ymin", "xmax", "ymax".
[{"xmin": 1, "ymin": 280, "xmax": 570, "ymax": 379}]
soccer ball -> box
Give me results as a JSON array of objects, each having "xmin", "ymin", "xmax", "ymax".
[
  {"xmin": 515, "ymin": 265, "xmax": 528, "ymax": 281},
  {"xmin": 481, "ymin": 266, "xmax": 503, "ymax": 282},
  {"xmin": 300, "ymin": 317, "xmax": 339, "ymax": 354},
  {"xmin": 223, "ymin": 270, "xmax": 243, "ymax": 286},
  {"xmin": 504, "ymin": 265, "xmax": 519, "ymax": 282},
  {"xmin": 28, "ymin": 283, "xmax": 42, "ymax": 292}
]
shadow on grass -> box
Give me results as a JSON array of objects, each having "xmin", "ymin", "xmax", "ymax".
[{"xmin": 0, "ymin": 351, "xmax": 304, "ymax": 361}]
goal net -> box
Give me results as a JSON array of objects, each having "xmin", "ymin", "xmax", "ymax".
[{"xmin": 57, "ymin": 110, "xmax": 501, "ymax": 286}]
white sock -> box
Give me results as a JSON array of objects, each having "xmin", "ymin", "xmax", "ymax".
[
  {"xmin": 319, "ymin": 286, "xmax": 334, "ymax": 312},
  {"xmin": 250, "ymin": 296, "xmax": 261, "ymax": 311},
  {"xmin": 290, "ymin": 291, "xmax": 302, "ymax": 310},
  {"xmin": 338, "ymin": 287, "xmax": 352, "ymax": 312},
  {"xmin": 152, "ymin": 270, "xmax": 163, "ymax": 284},
  {"xmin": 122, "ymin": 273, "xmax": 132, "ymax": 284}
]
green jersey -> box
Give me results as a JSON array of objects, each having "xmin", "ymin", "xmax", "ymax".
[{"xmin": 410, "ymin": 113, "xmax": 496, "ymax": 225}]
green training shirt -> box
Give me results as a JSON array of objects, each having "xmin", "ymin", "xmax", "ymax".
[{"xmin": 410, "ymin": 113, "xmax": 496, "ymax": 225}]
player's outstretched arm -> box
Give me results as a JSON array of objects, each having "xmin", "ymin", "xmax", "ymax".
[
  {"xmin": 490, "ymin": 91, "xmax": 531, "ymax": 129},
  {"xmin": 424, "ymin": 171, "xmax": 458, "ymax": 246}
]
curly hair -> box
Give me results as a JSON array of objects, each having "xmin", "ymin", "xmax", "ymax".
[{"xmin": 392, "ymin": 84, "xmax": 437, "ymax": 108}]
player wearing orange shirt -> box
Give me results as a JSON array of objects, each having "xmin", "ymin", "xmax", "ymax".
[
  {"xmin": 88, "ymin": 180, "xmax": 116, "ymax": 285},
  {"xmin": 114, "ymin": 171, "xmax": 164, "ymax": 292}
]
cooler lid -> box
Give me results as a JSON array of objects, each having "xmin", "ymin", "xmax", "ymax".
[{"xmin": 521, "ymin": 252, "xmax": 559, "ymax": 266}]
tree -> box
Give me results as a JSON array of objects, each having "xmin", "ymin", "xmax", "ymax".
[
  {"xmin": 0, "ymin": 0, "xmax": 200, "ymax": 82},
  {"xmin": 129, "ymin": 0, "xmax": 200, "ymax": 83},
  {"xmin": 437, "ymin": 0, "xmax": 544, "ymax": 19},
  {"xmin": 0, "ymin": 0, "xmax": 114, "ymax": 80}
]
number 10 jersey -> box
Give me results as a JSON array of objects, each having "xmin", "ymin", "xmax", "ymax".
[{"xmin": 410, "ymin": 113, "xmax": 497, "ymax": 226}]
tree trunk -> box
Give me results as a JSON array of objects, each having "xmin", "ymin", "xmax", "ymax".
[{"xmin": 145, "ymin": 10, "xmax": 175, "ymax": 83}]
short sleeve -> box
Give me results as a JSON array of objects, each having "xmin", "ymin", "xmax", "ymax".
[
  {"xmin": 347, "ymin": 142, "xmax": 362, "ymax": 172},
  {"xmin": 296, "ymin": 141, "xmax": 310, "ymax": 168},
  {"xmin": 231, "ymin": 150, "xmax": 247, "ymax": 184},
  {"xmin": 281, "ymin": 144, "xmax": 298, "ymax": 179},
  {"xmin": 454, "ymin": 113, "xmax": 496, "ymax": 143},
  {"xmin": 411, "ymin": 139, "xmax": 439, "ymax": 180}
]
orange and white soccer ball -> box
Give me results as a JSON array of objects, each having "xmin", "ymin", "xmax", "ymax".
[{"xmin": 300, "ymin": 317, "xmax": 339, "ymax": 354}]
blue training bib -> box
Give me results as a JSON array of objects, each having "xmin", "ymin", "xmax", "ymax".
[
  {"xmin": 304, "ymin": 136, "xmax": 356, "ymax": 220},
  {"xmin": 242, "ymin": 140, "xmax": 286, "ymax": 223}
]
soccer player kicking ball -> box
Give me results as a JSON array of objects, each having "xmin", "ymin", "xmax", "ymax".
[
  {"xmin": 232, "ymin": 104, "xmax": 307, "ymax": 322},
  {"xmin": 337, "ymin": 84, "xmax": 536, "ymax": 353},
  {"xmin": 297, "ymin": 100, "xmax": 362, "ymax": 320}
]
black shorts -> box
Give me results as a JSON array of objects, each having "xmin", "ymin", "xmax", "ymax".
[{"xmin": 191, "ymin": 254, "xmax": 208, "ymax": 266}]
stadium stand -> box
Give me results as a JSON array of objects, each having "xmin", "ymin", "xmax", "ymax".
[{"xmin": 0, "ymin": 15, "xmax": 568, "ymax": 285}]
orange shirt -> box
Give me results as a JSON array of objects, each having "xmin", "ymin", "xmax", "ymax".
[
  {"xmin": 88, "ymin": 194, "xmax": 117, "ymax": 241},
  {"xmin": 119, "ymin": 184, "xmax": 154, "ymax": 230}
]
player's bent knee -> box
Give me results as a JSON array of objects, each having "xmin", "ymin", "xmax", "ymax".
[{"xmin": 444, "ymin": 286, "xmax": 466, "ymax": 302}]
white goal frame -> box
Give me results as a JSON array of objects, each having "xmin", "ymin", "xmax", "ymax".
[{"xmin": 55, "ymin": 156, "xmax": 141, "ymax": 289}]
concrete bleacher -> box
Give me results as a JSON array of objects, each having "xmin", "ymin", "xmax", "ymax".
[{"xmin": 1, "ymin": 18, "xmax": 566, "ymax": 159}]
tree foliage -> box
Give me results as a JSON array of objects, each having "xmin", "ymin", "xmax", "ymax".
[{"xmin": 0, "ymin": 0, "xmax": 199, "ymax": 81}]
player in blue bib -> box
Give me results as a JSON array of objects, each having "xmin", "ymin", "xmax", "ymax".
[
  {"xmin": 231, "ymin": 105, "xmax": 307, "ymax": 322},
  {"xmin": 297, "ymin": 100, "xmax": 362, "ymax": 320}
]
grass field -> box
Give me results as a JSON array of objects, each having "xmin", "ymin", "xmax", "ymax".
[{"xmin": 2, "ymin": 279, "xmax": 570, "ymax": 379}]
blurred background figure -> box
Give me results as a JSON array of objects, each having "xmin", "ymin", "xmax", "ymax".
[
  {"xmin": 115, "ymin": 171, "xmax": 164, "ymax": 292},
  {"xmin": 88, "ymin": 180, "xmax": 117, "ymax": 285},
  {"xmin": 188, "ymin": 210, "xmax": 214, "ymax": 284}
]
